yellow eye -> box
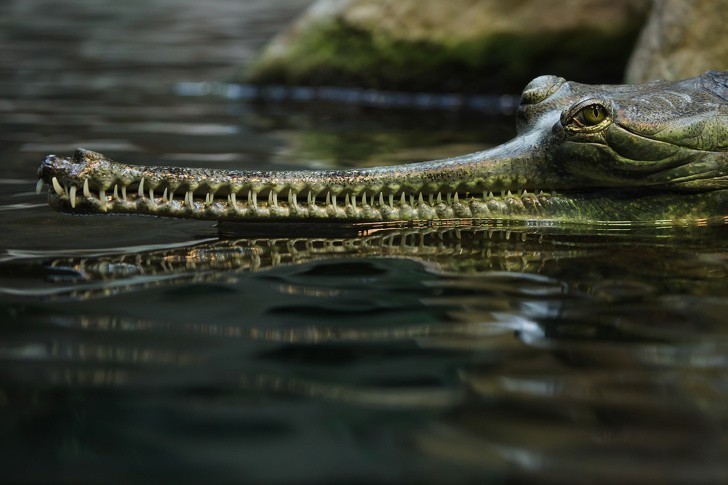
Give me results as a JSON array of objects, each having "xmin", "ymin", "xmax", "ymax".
[
  {"xmin": 577, "ymin": 104, "xmax": 608, "ymax": 126},
  {"xmin": 561, "ymin": 100, "xmax": 612, "ymax": 132}
]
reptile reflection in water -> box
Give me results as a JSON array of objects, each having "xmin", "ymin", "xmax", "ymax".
[
  {"xmin": 6, "ymin": 222, "xmax": 724, "ymax": 301},
  {"xmin": 3, "ymin": 224, "xmax": 726, "ymax": 482}
]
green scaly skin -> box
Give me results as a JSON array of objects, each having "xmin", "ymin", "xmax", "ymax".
[{"xmin": 37, "ymin": 71, "xmax": 727, "ymax": 226}]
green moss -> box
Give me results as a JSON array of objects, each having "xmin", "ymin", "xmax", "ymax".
[{"xmin": 243, "ymin": 18, "xmax": 645, "ymax": 93}]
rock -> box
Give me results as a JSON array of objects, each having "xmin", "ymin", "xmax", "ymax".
[
  {"xmin": 240, "ymin": 0, "xmax": 649, "ymax": 93},
  {"xmin": 625, "ymin": 0, "xmax": 728, "ymax": 83}
]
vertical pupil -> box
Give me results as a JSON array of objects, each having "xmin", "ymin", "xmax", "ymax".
[{"xmin": 592, "ymin": 106, "xmax": 600, "ymax": 118}]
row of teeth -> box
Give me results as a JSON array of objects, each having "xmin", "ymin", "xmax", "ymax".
[
  {"xmin": 39, "ymin": 176, "xmax": 554, "ymax": 210},
  {"xmin": 51, "ymin": 229, "xmax": 536, "ymax": 277}
]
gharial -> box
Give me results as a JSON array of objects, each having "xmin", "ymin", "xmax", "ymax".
[{"xmin": 36, "ymin": 71, "xmax": 727, "ymax": 226}]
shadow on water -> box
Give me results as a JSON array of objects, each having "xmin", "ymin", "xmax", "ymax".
[{"xmin": 1, "ymin": 0, "xmax": 727, "ymax": 482}]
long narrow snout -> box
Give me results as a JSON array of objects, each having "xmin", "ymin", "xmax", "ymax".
[{"xmin": 38, "ymin": 136, "xmax": 564, "ymax": 222}]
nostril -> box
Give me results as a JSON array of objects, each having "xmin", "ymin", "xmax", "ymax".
[
  {"xmin": 38, "ymin": 154, "xmax": 57, "ymax": 177},
  {"xmin": 38, "ymin": 153, "xmax": 75, "ymax": 181},
  {"xmin": 73, "ymin": 148, "xmax": 86, "ymax": 163}
]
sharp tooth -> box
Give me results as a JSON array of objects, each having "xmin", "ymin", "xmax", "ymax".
[
  {"xmin": 272, "ymin": 191, "xmax": 278, "ymax": 207},
  {"xmin": 113, "ymin": 185, "xmax": 119, "ymax": 200},
  {"xmin": 230, "ymin": 192, "xmax": 236, "ymax": 209},
  {"xmin": 410, "ymin": 194, "xmax": 414, "ymax": 206},
  {"xmin": 52, "ymin": 177, "xmax": 64, "ymax": 195},
  {"xmin": 389, "ymin": 194, "xmax": 394, "ymax": 207},
  {"xmin": 488, "ymin": 191, "xmax": 494, "ymax": 198},
  {"xmin": 207, "ymin": 193, "xmax": 213, "ymax": 206},
  {"xmin": 454, "ymin": 192, "xmax": 459, "ymax": 202},
  {"xmin": 362, "ymin": 192, "xmax": 367, "ymax": 205},
  {"xmin": 99, "ymin": 189, "xmax": 106, "ymax": 208},
  {"xmin": 326, "ymin": 192, "xmax": 331, "ymax": 206},
  {"xmin": 83, "ymin": 179, "xmax": 91, "ymax": 198},
  {"xmin": 291, "ymin": 192, "xmax": 297, "ymax": 209},
  {"xmin": 429, "ymin": 193, "xmax": 434, "ymax": 205},
  {"xmin": 418, "ymin": 193, "xmax": 424, "ymax": 206},
  {"xmin": 379, "ymin": 193, "xmax": 384, "ymax": 206},
  {"xmin": 121, "ymin": 186, "xmax": 127, "ymax": 201},
  {"xmin": 168, "ymin": 189, "xmax": 174, "ymax": 202},
  {"xmin": 345, "ymin": 193, "xmax": 350, "ymax": 208},
  {"xmin": 437, "ymin": 192, "xmax": 442, "ymax": 204},
  {"xmin": 331, "ymin": 194, "xmax": 336, "ymax": 208},
  {"xmin": 162, "ymin": 188, "xmax": 168, "ymax": 201},
  {"xmin": 507, "ymin": 190, "xmax": 513, "ymax": 197},
  {"xmin": 307, "ymin": 192, "xmax": 313, "ymax": 206},
  {"xmin": 401, "ymin": 193, "xmax": 406, "ymax": 206},
  {"xmin": 351, "ymin": 194, "xmax": 356, "ymax": 210},
  {"xmin": 138, "ymin": 178, "xmax": 145, "ymax": 199},
  {"xmin": 35, "ymin": 179, "xmax": 44, "ymax": 194},
  {"xmin": 70, "ymin": 185, "xmax": 77, "ymax": 208},
  {"xmin": 187, "ymin": 191, "xmax": 194, "ymax": 208},
  {"xmin": 252, "ymin": 190, "xmax": 257, "ymax": 208},
  {"xmin": 149, "ymin": 188, "xmax": 154, "ymax": 200}
]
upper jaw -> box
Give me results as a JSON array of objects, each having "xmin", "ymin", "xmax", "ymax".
[
  {"xmin": 37, "ymin": 143, "xmax": 565, "ymax": 221},
  {"xmin": 41, "ymin": 135, "xmax": 556, "ymax": 193}
]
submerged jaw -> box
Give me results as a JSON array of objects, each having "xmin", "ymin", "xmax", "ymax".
[{"xmin": 38, "ymin": 147, "xmax": 567, "ymax": 222}]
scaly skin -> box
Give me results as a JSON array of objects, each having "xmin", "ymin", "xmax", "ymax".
[{"xmin": 37, "ymin": 71, "xmax": 728, "ymax": 225}]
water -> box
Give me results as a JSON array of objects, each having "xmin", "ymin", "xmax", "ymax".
[{"xmin": 1, "ymin": 1, "xmax": 727, "ymax": 482}]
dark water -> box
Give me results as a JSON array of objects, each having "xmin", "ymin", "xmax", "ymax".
[{"xmin": 1, "ymin": 1, "xmax": 727, "ymax": 482}]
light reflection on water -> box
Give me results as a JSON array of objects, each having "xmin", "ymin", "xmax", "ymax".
[{"xmin": 1, "ymin": 0, "xmax": 727, "ymax": 482}]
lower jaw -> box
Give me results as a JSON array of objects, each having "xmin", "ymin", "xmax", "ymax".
[
  {"xmin": 47, "ymin": 188, "xmax": 728, "ymax": 226},
  {"xmin": 48, "ymin": 190, "xmax": 578, "ymax": 221}
]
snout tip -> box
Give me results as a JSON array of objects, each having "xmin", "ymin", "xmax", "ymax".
[
  {"xmin": 37, "ymin": 152, "xmax": 73, "ymax": 181},
  {"xmin": 38, "ymin": 153, "xmax": 57, "ymax": 178}
]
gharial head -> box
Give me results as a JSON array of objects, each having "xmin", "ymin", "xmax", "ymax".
[
  {"xmin": 514, "ymin": 70, "xmax": 727, "ymax": 192},
  {"xmin": 36, "ymin": 71, "xmax": 727, "ymax": 224}
]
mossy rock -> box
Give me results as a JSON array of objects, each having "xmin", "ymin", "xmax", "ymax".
[
  {"xmin": 240, "ymin": 0, "xmax": 649, "ymax": 93},
  {"xmin": 626, "ymin": 0, "xmax": 728, "ymax": 83}
]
